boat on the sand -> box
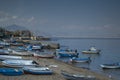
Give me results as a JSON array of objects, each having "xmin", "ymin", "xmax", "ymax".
[
  {"xmin": 2, "ymin": 59, "xmax": 39, "ymax": 68},
  {"xmin": 0, "ymin": 55, "xmax": 22, "ymax": 60},
  {"xmin": 0, "ymin": 68, "xmax": 24, "ymax": 76},
  {"xmin": 23, "ymin": 66, "xmax": 53, "ymax": 75},
  {"xmin": 33, "ymin": 51, "xmax": 54, "ymax": 58},
  {"xmin": 10, "ymin": 49, "xmax": 33, "ymax": 56},
  {"xmin": 61, "ymin": 70, "xmax": 96, "ymax": 80}
]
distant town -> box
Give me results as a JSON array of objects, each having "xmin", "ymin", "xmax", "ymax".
[{"xmin": 0, "ymin": 27, "xmax": 50, "ymax": 41}]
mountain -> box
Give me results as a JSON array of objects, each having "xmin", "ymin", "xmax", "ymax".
[{"xmin": 5, "ymin": 24, "xmax": 28, "ymax": 31}]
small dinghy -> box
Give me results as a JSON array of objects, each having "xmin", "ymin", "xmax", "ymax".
[
  {"xmin": 23, "ymin": 66, "xmax": 53, "ymax": 75},
  {"xmin": 2, "ymin": 59, "xmax": 39, "ymax": 68},
  {"xmin": 100, "ymin": 62, "xmax": 120, "ymax": 69},
  {"xmin": 0, "ymin": 68, "xmax": 24, "ymax": 76}
]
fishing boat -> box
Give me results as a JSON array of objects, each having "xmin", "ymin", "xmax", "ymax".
[
  {"xmin": 61, "ymin": 70, "xmax": 96, "ymax": 80},
  {"xmin": 0, "ymin": 55, "xmax": 22, "ymax": 60},
  {"xmin": 100, "ymin": 62, "xmax": 120, "ymax": 69},
  {"xmin": 33, "ymin": 51, "xmax": 54, "ymax": 58},
  {"xmin": 82, "ymin": 47, "xmax": 100, "ymax": 54},
  {"xmin": 0, "ymin": 68, "xmax": 24, "ymax": 76},
  {"xmin": 2, "ymin": 59, "xmax": 39, "ymax": 68},
  {"xmin": 23, "ymin": 66, "xmax": 53, "ymax": 75},
  {"xmin": 56, "ymin": 49, "xmax": 79, "ymax": 58},
  {"xmin": 70, "ymin": 57, "xmax": 91, "ymax": 63}
]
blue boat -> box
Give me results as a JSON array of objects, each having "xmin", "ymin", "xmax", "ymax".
[
  {"xmin": 23, "ymin": 66, "xmax": 53, "ymax": 75},
  {"xmin": 0, "ymin": 68, "xmax": 24, "ymax": 76},
  {"xmin": 56, "ymin": 49, "xmax": 79, "ymax": 58},
  {"xmin": 58, "ymin": 53, "xmax": 79, "ymax": 57},
  {"xmin": 70, "ymin": 57, "xmax": 91, "ymax": 63}
]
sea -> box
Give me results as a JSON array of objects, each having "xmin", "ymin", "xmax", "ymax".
[{"xmin": 54, "ymin": 38, "xmax": 120, "ymax": 80}]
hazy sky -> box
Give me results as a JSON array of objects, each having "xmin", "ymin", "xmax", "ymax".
[{"xmin": 0, "ymin": 0, "xmax": 120, "ymax": 38}]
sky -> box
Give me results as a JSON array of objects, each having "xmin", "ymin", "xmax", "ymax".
[{"xmin": 0, "ymin": 0, "xmax": 120, "ymax": 38}]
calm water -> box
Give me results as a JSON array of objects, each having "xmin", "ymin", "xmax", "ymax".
[{"xmin": 56, "ymin": 38, "xmax": 120, "ymax": 79}]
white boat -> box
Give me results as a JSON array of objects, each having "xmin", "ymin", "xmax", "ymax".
[
  {"xmin": 11, "ymin": 49, "xmax": 33, "ymax": 56},
  {"xmin": 82, "ymin": 47, "xmax": 100, "ymax": 54},
  {"xmin": 100, "ymin": 62, "xmax": 120, "ymax": 69},
  {"xmin": 2, "ymin": 59, "xmax": 39, "ymax": 68},
  {"xmin": 0, "ymin": 55, "xmax": 22, "ymax": 60},
  {"xmin": 23, "ymin": 66, "xmax": 53, "ymax": 75},
  {"xmin": 33, "ymin": 52, "xmax": 54, "ymax": 58}
]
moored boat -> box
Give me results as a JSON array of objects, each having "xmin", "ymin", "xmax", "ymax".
[
  {"xmin": 56, "ymin": 49, "xmax": 79, "ymax": 58},
  {"xmin": 23, "ymin": 66, "xmax": 53, "ymax": 75},
  {"xmin": 0, "ymin": 68, "xmax": 24, "ymax": 76},
  {"xmin": 70, "ymin": 57, "xmax": 91, "ymax": 63},
  {"xmin": 100, "ymin": 62, "xmax": 120, "ymax": 69},
  {"xmin": 2, "ymin": 59, "xmax": 39, "ymax": 68},
  {"xmin": 82, "ymin": 47, "xmax": 100, "ymax": 54}
]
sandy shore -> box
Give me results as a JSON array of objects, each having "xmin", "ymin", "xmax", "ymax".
[{"xmin": 0, "ymin": 56, "xmax": 115, "ymax": 80}]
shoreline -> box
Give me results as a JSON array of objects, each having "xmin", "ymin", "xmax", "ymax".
[{"xmin": 0, "ymin": 56, "xmax": 116, "ymax": 80}]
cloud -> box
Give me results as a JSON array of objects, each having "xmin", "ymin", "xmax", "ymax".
[
  {"xmin": 12, "ymin": 16, "xmax": 18, "ymax": 19},
  {"xmin": 0, "ymin": 11, "xmax": 18, "ymax": 22},
  {"xmin": 27, "ymin": 16, "xmax": 34, "ymax": 22}
]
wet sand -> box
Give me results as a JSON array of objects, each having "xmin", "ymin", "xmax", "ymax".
[{"xmin": 0, "ymin": 56, "xmax": 115, "ymax": 80}]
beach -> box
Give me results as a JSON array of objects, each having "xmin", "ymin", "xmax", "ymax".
[{"xmin": 0, "ymin": 55, "xmax": 115, "ymax": 80}]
